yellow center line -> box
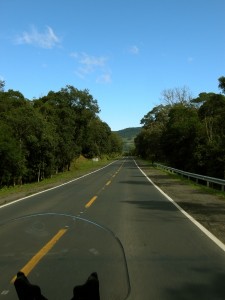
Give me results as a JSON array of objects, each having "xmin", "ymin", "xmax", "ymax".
[
  {"xmin": 85, "ymin": 195, "xmax": 98, "ymax": 208},
  {"xmin": 11, "ymin": 228, "xmax": 68, "ymax": 283},
  {"xmin": 84, "ymin": 162, "xmax": 124, "ymax": 209}
]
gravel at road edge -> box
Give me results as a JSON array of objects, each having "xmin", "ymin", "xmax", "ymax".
[{"xmin": 137, "ymin": 161, "xmax": 225, "ymax": 246}]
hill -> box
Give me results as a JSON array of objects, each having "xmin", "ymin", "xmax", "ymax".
[
  {"xmin": 115, "ymin": 127, "xmax": 142, "ymax": 153},
  {"xmin": 116, "ymin": 127, "xmax": 142, "ymax": 139}
]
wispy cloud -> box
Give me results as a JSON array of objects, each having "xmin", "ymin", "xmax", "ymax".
[
  {"xmin": 96, "ymin": 73, "xmax": 112, "ymax": 84},
  {"xmin": 70, "ymin": 52, "xmax": 111, "ymax": 83},
  {"xmin": 15, "ymin": 26, "xmax": 61, "ymax": 49},
  {"xmin": 129, "ymin": 45, "xmax": 140, "ymax": 55}
]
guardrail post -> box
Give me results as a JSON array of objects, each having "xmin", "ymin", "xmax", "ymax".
[{"xmin": 155, "ymin": 163, "xmax": 225, "ymax": 192}]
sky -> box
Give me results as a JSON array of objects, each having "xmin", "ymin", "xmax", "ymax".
[{"xmin": 1, "ymin": 0, "xmax": 225, "ymax": 131}]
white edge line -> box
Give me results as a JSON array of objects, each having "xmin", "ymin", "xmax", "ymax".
[
  {"xmin": 0, "ymin": 161, "xmax": 116, "ymax": 209},
  {"xmin": 134, "ymin": 160, "xmax": 225, "ymax": 253}
]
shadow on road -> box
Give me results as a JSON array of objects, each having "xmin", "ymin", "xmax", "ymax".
[
  {"xmin": 118, "ymin": 180, "xmax": 151, "ymax": 185},
  {"xmin": 121, "ymin": 199, "xmax": 178, "ymax": 212},
  {"xmin": 166, "ymin": 269, "xmax": 225, "ymax": 300}
]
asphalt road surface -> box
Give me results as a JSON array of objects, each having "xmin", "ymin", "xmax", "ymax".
[{"xmin": 0, "ymin": 158, "xmax": 225, "ymax": 300}]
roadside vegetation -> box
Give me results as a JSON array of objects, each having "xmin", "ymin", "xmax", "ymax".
[
  {"xmin": 139, "ymin": 158, "xmax": 225, "ymax": 199},
  {"xmin": 1, "ymin": 76, "xmax": 225, "ymax": 194},
  {"xmin": 0, "ymin": 155, "xmax": 113, "ymax": 204},
  {"xmin": 0, "ymin": 82, "xmax": 123, "ymax": 189},
  {"xmin": 135, "ymin": 76, "xmax": 225, "ymax": 180}
]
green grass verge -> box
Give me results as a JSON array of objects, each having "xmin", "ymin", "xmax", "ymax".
[
  {"xmin": 0, "ymin": 157, "xmax": 115, "ymax": 203},
  {"xmin": 136, "ymin": 158, "xmax": 225, "ymax": 200}
]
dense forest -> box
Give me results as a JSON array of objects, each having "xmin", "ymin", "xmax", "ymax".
[
  {"xmin": 0, "ymin": 82, "xmax": 123, "ymax": 187},
  {"xmin": 2, "ymin": 76, "xmax": 225, "ymax": 187},
  {"xmin": 135, "ymin": 76, "xmax": 225, "ymax": 179}
]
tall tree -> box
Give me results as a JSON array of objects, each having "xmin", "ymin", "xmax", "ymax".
[
  {"xmin": 108, "ymin": 132, "xmax": 123, "ymax": 156},
  {"xmin": 161, "ymin": 103, "xmax": 200, "ymax": 170},
  {"xmin": 136, "ymin": 105, "xmax": 170, "ymax": 162},
  {"xmin": 0, "ymin": 80, "xmax": 5, "ymax": 91},
  {"xmin": 218, "ymin": 76, "xmax": 225, "ymax": 94},
  {"xmin": 161, "ymin": 86, "xmax": 192, "ymax": 105},
  {"xmin": 192, "ymin": 92, "xmax": 225, "ymax": 177},
  {"xmin": 0, "ymin": 121, "xmax": 26, "ymax": 186}
]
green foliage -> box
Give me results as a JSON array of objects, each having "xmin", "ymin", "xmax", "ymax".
[
  {"xmin": 0, "ymin": 80, "xmax": 5, "ymax": 91},
  {"xmin": 0, "ymin": 85, "xmax": 122, "ymax": 188},
  {"xmin": 116, "ymin": 127, "xmax": 141, "ymax": 154},
  {"xmin": 161, "ymin": 103, "xmax": 200, "ymax": 171},
  {"xmin": 218, "ymin": 76, "xmax": 225, "ymax": 94},
  {"xmin": 0, "ymin": 121, "xmax": 26, "ymax": 186},
  {"xmin": 116, "ymin": 127, "xmax": 141, "ymax": 139},
  {"xmin": 135, "ymin": 79, "xmax": 225, "ymax": 179}
]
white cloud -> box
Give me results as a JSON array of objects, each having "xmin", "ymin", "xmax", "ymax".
[
  {"xmin": 96, "ymin": 72, "xmax": 112, "ymax": 84},
  {"xmin": 129, "ymin": 45, "xmax": 140, "ymax": 55},
  {"xmin": 71, "ymin": 52, "xmax": 111, "ymax": 83},
  {"xmin": 81, "ymin": 53, "xmax": 106, "ymax": 70},
  {"xmin": 15, "ymin": 26, "xmax": 60, "ymax": 49}
]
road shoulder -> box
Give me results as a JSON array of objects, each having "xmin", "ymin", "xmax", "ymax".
[{"xmin": 136, "ymin": 160, "xmax": 225, "ymax": 245}]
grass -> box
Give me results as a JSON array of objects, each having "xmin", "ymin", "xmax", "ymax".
[
  {"xmin": 0, "ymin": 156, "xmax": 115, "ymax": 204},
  {"xmin": 136, "ymin": 158, "xmax": 225, "ymax": 200},
  {"xmin": 157, "ymin": 166, "xmax": 225, "ymax": 200}
]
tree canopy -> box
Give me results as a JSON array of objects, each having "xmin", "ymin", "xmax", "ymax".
[
  {"xmin": 135, "ymin": 79, "xmax": 225, "ymax": 179},
  {"xmin": 0, "ymin": 85, "xmax": 122, "ymax": 187}
]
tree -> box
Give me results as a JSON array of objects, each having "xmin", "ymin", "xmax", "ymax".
[
  {"xmin": 0, "ymin": 121, "xmax": 26, "ymax": 186},
  {"xmin": 0, "ymin": 83, "xmax": 122, "ymax": 187},
  {"xmin": 161, "ymin": 86, "xmax": 192, "ymax": 105},
  {"xmin": 160, "ymin": 103, "xmax": 200, "ymax": 171},
  {"xmin": 218, "ymin": 76, "xmax": 225, "ymax": 94},
  {"xmin": 192, "ymin": 92, "xmax": 225, "ymax": 177},
  {"xmin": 108, "ymin": 132, "xmax": 123, "ymax": 156},
  {"xmin": 0, "ymin": 80, "xmax": 5, "ymax": 91},
  {"xmin": 0, "ymin": 90, "xmax": 31, "ymax": 184},
  {"xmin": 136, "ymin": 79, "xmax": 225, "ymax": 178},
  {"xmin": 83, "ymin": 118, "xmax": 111, "ymax": 158},
  {"xmin": 135, "ymin": 127, "xmax": 162, "ymax": 162},
  {"xmin": 136, "ymin": 105, "xmax": 169, "ymax": 162},
  {"xmin": 35, "ymin": 90, "xmax": 78, "ymax": 173}
]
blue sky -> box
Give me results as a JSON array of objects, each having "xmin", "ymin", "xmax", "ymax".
[{"xmin": 1, "ymin": 0, "xmax": 225, "ymax": 130}]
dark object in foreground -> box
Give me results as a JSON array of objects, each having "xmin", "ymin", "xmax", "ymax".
[
  {"xmin": 14, "ymin": 271, "xmax": 100, "ymax": 300},
  {"xmin": 71, "ymin": 272, "xmax": 100, "ymax": 300},
  {"xmin": 14, "ymin": 272, "xmax": 48, "ymax": 300}
]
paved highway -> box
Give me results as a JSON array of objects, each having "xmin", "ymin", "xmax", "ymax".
[{"xmin": 0, "ymin": 158, "xmax": 225, "ymax": 300}]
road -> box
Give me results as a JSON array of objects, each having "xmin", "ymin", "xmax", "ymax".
[{"xmin": 0, "ymin": 158, "xmax": 225, "ymax": 300}]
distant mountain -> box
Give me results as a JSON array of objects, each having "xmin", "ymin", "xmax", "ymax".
[
  {"xmin": 114, "ymin": 127, "xmax": 142, "ymax": 153},
  {"xmin": 115, "ymin": 127, "xmax": 142, "ymax": 139}
]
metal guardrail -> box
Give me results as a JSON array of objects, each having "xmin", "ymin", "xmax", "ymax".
[{"xmin": 154, "ymin": 163, "xmax": 225, "ymax": 192}]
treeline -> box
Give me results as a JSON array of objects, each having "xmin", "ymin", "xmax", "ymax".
[
  {"xmin": 0, "ymin": 83, "xmax": 122, "ymax": 187},
  {"xmin": 116, "ymin": 127, "xmax": 141, "ymax": 139},
  {"xmin": 135, "ymin": 77, "xmax": 225, "ymax": 179}
]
